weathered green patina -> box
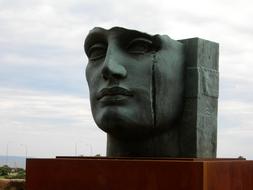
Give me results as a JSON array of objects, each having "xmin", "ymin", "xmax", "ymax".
[{"xmin": 84, "ymin": 27, "xmax": 219, "ymax": 158}]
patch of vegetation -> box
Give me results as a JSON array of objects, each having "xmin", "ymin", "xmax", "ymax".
[
  {"xmin": 0, "ymin": 165, "xmax": 11, "ymax": 176},
  {"xmin": 0, "ymin": 165, "xmax": 25, "ymax": 179}
]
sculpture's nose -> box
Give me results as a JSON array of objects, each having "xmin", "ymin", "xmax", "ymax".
[{"xmin": 101, "ymin": 50, "xmax": 127, "ymax": 81}]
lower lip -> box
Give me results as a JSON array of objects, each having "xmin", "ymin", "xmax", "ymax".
[{"xmin": 99, "ymin": 95, "xmax": 130, "ymax": 103}]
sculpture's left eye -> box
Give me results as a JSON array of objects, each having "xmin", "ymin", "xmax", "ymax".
[
  {"xmin": 127, "ymin": 38, "xmax": 153, "ymax": 54},
  {"xmin": 88, "ymin": 43, "xmax": 107, "ymax": 61}
]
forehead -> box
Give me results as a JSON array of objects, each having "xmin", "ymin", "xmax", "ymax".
[{"xmin": 84, "ymin": 27, "xmax": 153, "ymax": 53}]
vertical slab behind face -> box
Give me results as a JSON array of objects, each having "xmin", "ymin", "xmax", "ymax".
[{"xmin": 179, "ymin": 38, "xmax": 219, "ymax": 158}]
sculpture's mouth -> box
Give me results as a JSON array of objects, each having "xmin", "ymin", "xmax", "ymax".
[{"xmin": 97, "ymin": 86, "xmax": 133, "ymax": 100}]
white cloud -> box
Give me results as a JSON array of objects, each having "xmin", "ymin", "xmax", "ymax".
[
  {"xmin": 218, "ymin": 100, "xmax": 253, "ymax": 158},
  {"xmin": 0, "ymin": 87, "xmax": 106, "ymax": 157}
]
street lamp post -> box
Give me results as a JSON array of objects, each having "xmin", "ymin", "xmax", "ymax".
[{"xmin": 6, "ymin": 143, "xmax": 9, "ymax": 165}]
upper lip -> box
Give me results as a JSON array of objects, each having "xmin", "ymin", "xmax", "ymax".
[{"xmin": 96, "ymin": 86, "xmax": 133, "ymax": 100}]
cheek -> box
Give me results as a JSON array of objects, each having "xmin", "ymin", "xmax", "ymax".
[
  {"xmin": 126, "ymin": 56, "xmax": 153, "ymax": 86},
  {"xmin": 86, "ymin": 65, "xmax": 101, "ymax": 89}
]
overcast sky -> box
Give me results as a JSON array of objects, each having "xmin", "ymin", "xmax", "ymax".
[{"xmin": 0, "ymin": 0, "xmax": 253, "ymax": 159}]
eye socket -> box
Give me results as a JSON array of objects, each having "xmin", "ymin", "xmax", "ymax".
[
  {"xmin": 87, "ymin": 43, "xmax": 107, "ymax": 61},
  {"xmin": 127, "ymin": 37, "xmax": 153, "ymax": 54}
]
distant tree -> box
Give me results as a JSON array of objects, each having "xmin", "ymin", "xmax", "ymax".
[
  {"xmin": 15, "ymin": 168, "xmax": 25, "ymax": 173},
  {"xmin": 0, "ymin": 167, "xmax": 8, "ymax": 176},
  {"xmin": 16, "ymin": 168, "xmax": 26, "ymax": 179},
  {"xmin": 0, "ymin": 165, "xmax": 11, "ymax": 176}
]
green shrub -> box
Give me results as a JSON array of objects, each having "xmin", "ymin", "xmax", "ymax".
[{"xmin": 0, "ymin": 165, "xmax": 11, "ymax": 176}]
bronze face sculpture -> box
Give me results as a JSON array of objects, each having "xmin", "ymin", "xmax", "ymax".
[
  {"xmin": 85, "ymin": 27, "xmax": 184, "ymax": 157},
  {"xmin": 84, "ymin": 27, "xmax": 219, "ymax": 158}
]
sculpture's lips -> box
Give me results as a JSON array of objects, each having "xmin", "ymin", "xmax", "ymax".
[{"xmin": 97, "ymin": 87, "xmax": 133, "ymax": 100}]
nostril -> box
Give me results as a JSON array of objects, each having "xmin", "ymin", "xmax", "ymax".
[
  {"xmin": 101, "ymin": 65, "xmax": 110, "ymax": 80},
  {"xmin": 102, "ymin": 73, "xmax": 108, "ymax": 80}
]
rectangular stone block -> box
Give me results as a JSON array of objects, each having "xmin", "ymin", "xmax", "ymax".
[{"xmin": 179, "ymin": 38, "xmax": 219, "ymax": 157}]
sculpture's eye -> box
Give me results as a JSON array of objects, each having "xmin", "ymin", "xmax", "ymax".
[
  {"xmin": 88, "ymin": 43, "xmax": 107, "ymax": 61},
  {"xmin": 127, "ymin": 38, "xmax": 153, "ymax": 54}
]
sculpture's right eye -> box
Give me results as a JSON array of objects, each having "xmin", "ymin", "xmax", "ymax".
[{"xmin": 88, "ymin": 43, "xmax": 107, "ymax": 61}]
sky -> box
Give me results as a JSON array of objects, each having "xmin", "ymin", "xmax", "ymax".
[{"xmin": 0, "ymin": 0, "xmax": 253, "ymax": 159}]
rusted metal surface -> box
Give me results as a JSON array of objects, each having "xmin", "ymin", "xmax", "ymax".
[
  {"xmin": 26, "ymin": 158, "xmax": 253, "ymax": 190},
  {"xmin": 204, "ymin": 160, "xmax": 253, "ymax": 190}
]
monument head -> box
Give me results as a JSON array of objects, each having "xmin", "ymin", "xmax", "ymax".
[
  {"xmin": 85, "ymin": 27, "xmax": 184, "ymax": 138},
  {"xmin": 84, "ymin": 27, "xmax": 219, "ymax": 157}
]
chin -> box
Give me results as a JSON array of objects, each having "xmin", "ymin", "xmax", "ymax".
[
  {"xmin": 96, "ymin": 117, "xmax": 153, "ymax": 140},
  {"xmin": 94, "ymin": 109, "xmax": 125, "ymax": 132}
]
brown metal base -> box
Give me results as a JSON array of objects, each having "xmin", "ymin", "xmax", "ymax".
[{"xmin": 26, "ymin": 157, "xmax": 253, "ymax": 190}]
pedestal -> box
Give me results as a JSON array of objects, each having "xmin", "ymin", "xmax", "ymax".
[{"xmin": 26, "ymin": 157, "xmax": 253, "ymax": 190}]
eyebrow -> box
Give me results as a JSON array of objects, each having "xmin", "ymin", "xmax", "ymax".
[
  {"xmin": 111, "ymin": 29, "xmax": 154, "ymax": 49},
  {"xmin": 128, "ymin": 31, "xmax": 152, "ymax": 40},
  {"xmin": 116, "ymin": 28, "xmax": 153, "ymax": 43}
]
